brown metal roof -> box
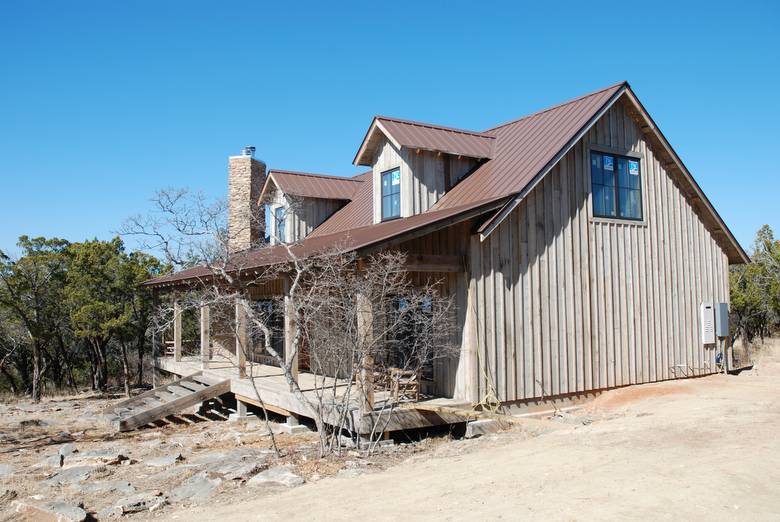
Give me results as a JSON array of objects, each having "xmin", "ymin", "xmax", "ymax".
[
  {"xmin": 432, "ymin": 82, "xmax": 625, "ymax": 210},
  {"xmin": 144, "ymin": 196, "xmax": 506, "ymax": 288},
  {"xmin": 264, "ymin": 169, "xmax": 364, "ymax": 200},
  {"xmin": 307, "ymin": 171, "xmax": 373, "ymax": 237},
  {"xmin": 354, "ymin": 116, "xmax": 495, "ymax": 166}
]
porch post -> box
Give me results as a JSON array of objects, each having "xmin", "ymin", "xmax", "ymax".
[
  {"xmin": 356, "ymin": 289, "xmax": 374, "ymax": 415},
  {"xmin": 283, "ymin": 278, "xmax": 298, "ymax": 390},
  {"xmin": 173, "ymin": 300, "xmax": 182, "ymax": 362},
  {"xmin": 200, "ymin": 302, "xmax": 210, "ymax": 370},
  {"xmin": 235, "ymin": 298, "xmax": 248, "ymax": 378}
]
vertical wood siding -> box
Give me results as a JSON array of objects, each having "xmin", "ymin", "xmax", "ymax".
[
  {"xmin": 372, "ymin": 136, "xmax": 477, "ymax": 223},
  {"xmin": 468, "ymin": 100, "xmax": 730, "ymax": 403}
]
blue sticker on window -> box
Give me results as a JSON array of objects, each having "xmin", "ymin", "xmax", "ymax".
[
  {"xmin": 603, "ymin": 156, "xmax": 614, "ymax": 171},
  {"xmin": 628, "ymin": 160, "xmax": 639, "ymax": 176},
  {"xmin": 391, "ymin": 170, "xmax": 400, "ymax": 185}
]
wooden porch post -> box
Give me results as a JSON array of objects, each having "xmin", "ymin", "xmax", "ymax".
[
  {"xmin": 356, "ymin": 289, "xmax": 374, "ymax": 415},
  {"xmin": 200, "ymin": 302, "xmax": 210, "ymax": 370},
  {"xmin": 283, "ymin": 278, "xmax": 298, "ymax": 391},
  {"xmin": 235, "ymin": 298, "xmax": 248, "ymax": 378},
  {"xmin": 173, "ymin": 300, "xmax": 182, "ymax": 362}
]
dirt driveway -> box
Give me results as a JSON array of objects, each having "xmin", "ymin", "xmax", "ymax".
[{"xmin": 168, "ymin": 341, "xmax": 780, "ymax": 521}]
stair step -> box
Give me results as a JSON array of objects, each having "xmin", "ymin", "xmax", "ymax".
[
  {"xmin": 191, "ymin": 374, "xmax": 219, "ymax": 386},
  {"xmin": 142, "ymin": 397, "xmax": 165, "ymax": 408},
  {"xmin": 179, "ymin": 381, "xmax": 207, "ymax": 392},
  {"xmin": 167, "ymin": 385, "xmax": 193, "ymax": 397},
  {"xmin": 155, "ymin": 391, "xmax": 179, "ymax": 402}
]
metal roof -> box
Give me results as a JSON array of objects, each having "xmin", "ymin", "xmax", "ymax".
[
  {"xmin": 146, "ymin": 81, "xmax": 748, "ymax": 288},
  {"xmin": 354, "ymin": 116, "xmax": 495, "ymax": 166},
  {"xmin": 432, "ymin": 83, "xmax": 624, "ymax": 210},
  {"xmin": 263, "ymin": 169, "xmax": 364, "ymax": 201}
]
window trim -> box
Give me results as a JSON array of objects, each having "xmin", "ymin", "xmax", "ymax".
[
  {"xmin": 380, "ymin": 167, "xmax": 402, "ymax": 221},
  {"xmin": 589, "ymin": 149, "xmax": 644, "ymax": 222}
]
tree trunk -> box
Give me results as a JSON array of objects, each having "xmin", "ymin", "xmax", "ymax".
[
  {"xmin": 31, "ymin": 341, "xmax": 41, "ymax": 402},
  {"xmin": 120, "ymin": 342, "xmax": 131, "ymax": 398},
  {"xmin": 135, "ymin": 330, "xmax": 145, "ymax": 387}
]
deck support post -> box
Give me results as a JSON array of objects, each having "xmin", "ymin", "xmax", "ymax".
[
  {"xmin": 173, "ymin": 300, "xmax": 182, "ymax": 362},
  {"xmin": 200, "ymin": 302, "xmax": 210, "ymax": 370},
  {"xmin": 356, "ymin": 289, "xmax": 374, "ymax": 415},
  {"xmin": 283, "ymin": 279, "xmax": 298, "ymax": 391},
  {"xmin": 235, "ymin": 298, "xmax": 248, "ymax": 379}
]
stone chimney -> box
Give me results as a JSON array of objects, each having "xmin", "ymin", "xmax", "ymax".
[{"xmin": 228, "ymin": 146, "xmax": 266, "ymax": 253}]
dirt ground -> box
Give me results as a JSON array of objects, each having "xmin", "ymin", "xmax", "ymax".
[
  {"xmin": 2, "ymin": 340, "xmax": 779, "ymax": 521},
  {"xmin": 169, "ymin": 339, "xmax": 780, "ymax": 521}
]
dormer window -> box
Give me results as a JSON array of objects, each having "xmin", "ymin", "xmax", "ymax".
[
  {"xmin": 381, "ymin": 168, "xmax": 401, "ymax": 221},
  {"xmin": 274, "ymin": 206, "xmax": 286, "ymax": 243}
]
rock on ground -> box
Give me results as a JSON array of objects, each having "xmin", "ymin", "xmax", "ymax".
[
  {"xmin": 145, "ymin": 453, "xmax": 184, "ymax": 468},
  {"xmin": 0, "ymin": 464, "xmax": 14, "ymax": 478},
  {"xmin": 80, "ymin": 479, "xmax": 136, "ymax": 495},
  {"xmin": 246, "ymin": 466, "xmax": 304, "ymax": 488},
  {"xmin": 105, "ymin": 491, "xmax": 166, "ymax": 516},
  {"xmin": 169, "ymin": 472, "xmax": 222, "ymax": 503},
  {"xmin": 42, "ymin": 465, "xmax": 104, "ymax": 487},
  {"xmin": 14, "ymin": 500, "xmax": 87, "ymax": 522}
]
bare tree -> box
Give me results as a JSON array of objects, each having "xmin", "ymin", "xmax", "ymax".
[{"xmin": 123, "ymin": 188, "xmax": 456, "ymax": 457}]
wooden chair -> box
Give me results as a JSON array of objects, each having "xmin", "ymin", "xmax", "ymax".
[{"xmin": 389, "ymin": 367, "xmax": 420, "ymax": 403}]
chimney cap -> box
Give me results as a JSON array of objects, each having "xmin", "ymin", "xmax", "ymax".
[{"xmin": 241, "ymin": 146, "xmax": 256, "ymax": 157}]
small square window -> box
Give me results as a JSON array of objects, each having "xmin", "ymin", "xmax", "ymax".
[{"xmin": 591, "ymin": 151, "xmax": 642, "ymax": 220}]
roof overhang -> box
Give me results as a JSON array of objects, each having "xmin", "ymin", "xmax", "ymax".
[{"xmin": 353, "ymin": 118, "xmax": 400, "ymax": 166}]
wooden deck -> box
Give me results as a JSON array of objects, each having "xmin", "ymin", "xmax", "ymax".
[{"xmin": 156, "ymin": 355, "xmax": 470, "ymax": 435}]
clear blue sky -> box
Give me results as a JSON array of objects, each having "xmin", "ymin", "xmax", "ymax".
[{"xmin": 1, "ymin": 1, "xmax": 778, "ymax": 256}]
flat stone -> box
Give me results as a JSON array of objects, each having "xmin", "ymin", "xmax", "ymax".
[
  {"xmin": 80, "ymin": 479, "xmax": 135, "ymax": 495},
  {"xmin": 14, "ymin": 500, "xmax": 87, "ymax": 522},
  {"xmin": 278, "ymin": 423, "xmax": 310, "ymax": 434},
  {"xmin": 62, "ymin": 449, "xmax": 127, "ymax": 468},
  {"xmin": 144, "ymin": 453, "xmax": 184, "ymax": 468},
  {"xmin": 42, "ymin": 466, "xmax": 101, "ymax": 487},
  {"xmin": 247, "ymin": 465, "xmax": 304, "ymax": 488},
  {"xmin": 111, "ymin": 491, "xmax": 166, "ymax": 514},
  {"xmin": 465, "ymin": 419, "xmax": 502, "ymax": 438},
  {"xmin": 0, "ymin": 464, "xmax": 15, "ymax": 477},
  {"xmin": 169, "ymin": 472, "xmax": 221, "ymax": 502},
  {"xmin": 206, "ymin": 460, "xmax": 264, "ymax": 481}
]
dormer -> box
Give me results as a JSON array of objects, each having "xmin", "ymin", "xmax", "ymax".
[
  {"xmin": 353, "ymin": 116, "xmax": 494, "ymax": 223},
  {"xmin": 259, "ymin": 170, "xmax": 363, "ymax": 244}
]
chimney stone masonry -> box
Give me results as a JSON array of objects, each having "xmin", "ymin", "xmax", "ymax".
[{"xmin": 228, "ymin": 147, "xmax": 266, "ymax": 253}]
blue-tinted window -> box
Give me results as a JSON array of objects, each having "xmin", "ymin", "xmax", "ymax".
[
  {"xmin": 381, "ymin": 168, "xmax": 401, "ymax": 220},
  {"xmin": 591, "ymin": 151, "xmax": 642, "ymax": 220},
  {"xmin": 274, "ymin": 207, "xmax": 286, "ymax": 243}
]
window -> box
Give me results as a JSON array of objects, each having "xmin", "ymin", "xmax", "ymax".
[
  {"xmin": 274, "ymin": 207, "xmax": 286, "ymax": 243},
  {"xmin": 591, "ymin": 151, "xmax": 642, "ymax": 220},
  {"xmin": 386, "ymin": 296, "xmax": 434, "ymax": 382},
  {"xmin": 381, "ymin": 168, "xmax": 401, "ymax": 220}
]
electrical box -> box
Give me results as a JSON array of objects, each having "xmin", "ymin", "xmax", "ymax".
[
  {"xmin": 715, "ymin": 302, "xmax": 729, "ymax": 338},
  {"xmin": 700, "ymin": 302, "xmax": 715, "ymax": 345}
]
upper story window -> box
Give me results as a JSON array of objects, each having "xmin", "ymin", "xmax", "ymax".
[
  {"xmin": 381, "ymin": 168, "xmax": 401, "ymax": 221},
  {"xmin": 591, "ymin": 151, "xmax": 643, "ymax": 220},
  {"xmin": 274, "ymin": 206, "xmax": 286, "ymax": 243}
]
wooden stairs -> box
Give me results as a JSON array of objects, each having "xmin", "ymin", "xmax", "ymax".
[{"xmin": 108, "ymin": 372, "xmax": 231, "ymax": 432}]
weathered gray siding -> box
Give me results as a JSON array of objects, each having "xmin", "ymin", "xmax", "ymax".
[
  {"xmin": 464, "ymin": 100, "xmax": 730, "ymax": 403},
  {"xmin": 372, "ymin": 136, "xmax": 477, "ymax": 223},
  {"xmin": 270, "ymin": 189, "xmax": 344, "ymax": 244}
]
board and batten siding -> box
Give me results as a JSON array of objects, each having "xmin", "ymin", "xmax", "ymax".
[
  {"xmin": 372, "ymin": 136, "xmax": 477, "ymax": 223},
  {"xmin": 463, "ymin": 100, "xmax": 730, "ymax": 404},
  {"xmin": 269, "ymin": 188, "xmax": 344, "ymax": 244}
]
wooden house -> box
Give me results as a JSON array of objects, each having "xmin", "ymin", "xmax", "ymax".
[{"xmin": 128, "ymin": 82, "xmax": 747, "ymax": 435}]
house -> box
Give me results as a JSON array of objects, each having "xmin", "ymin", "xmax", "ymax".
[{"xmin": 132, "ymin": 81, "xmax": 748, "ymax": 434}]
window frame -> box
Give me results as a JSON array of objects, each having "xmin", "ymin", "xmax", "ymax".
[
  {"xmin": 274, "ymin": 206, "xmax": 286, "ymax": 243},
  {"xmin": 380, "ymin": 167, "xmax": 402, "ymax": 222},
  {"xmin": 590, "ymin": 150, "xmax": 644, "ymax": 221}
]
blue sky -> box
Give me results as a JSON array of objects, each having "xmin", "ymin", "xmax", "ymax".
[{"xmin": 1, "ymin": 1, "xmax": 778, "ymax": 255}]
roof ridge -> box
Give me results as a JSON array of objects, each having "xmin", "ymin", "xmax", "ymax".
[
  {"xmin": 270, "ymin": 169, "xmax": 364, "ymax": 182},
  {"xmin": 485, "ymin": 81, "xmax": 627, "ymax": 132},
  {"xmin": 376, "ymin": 115, "xmax": 495, "ymax": 139}
]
